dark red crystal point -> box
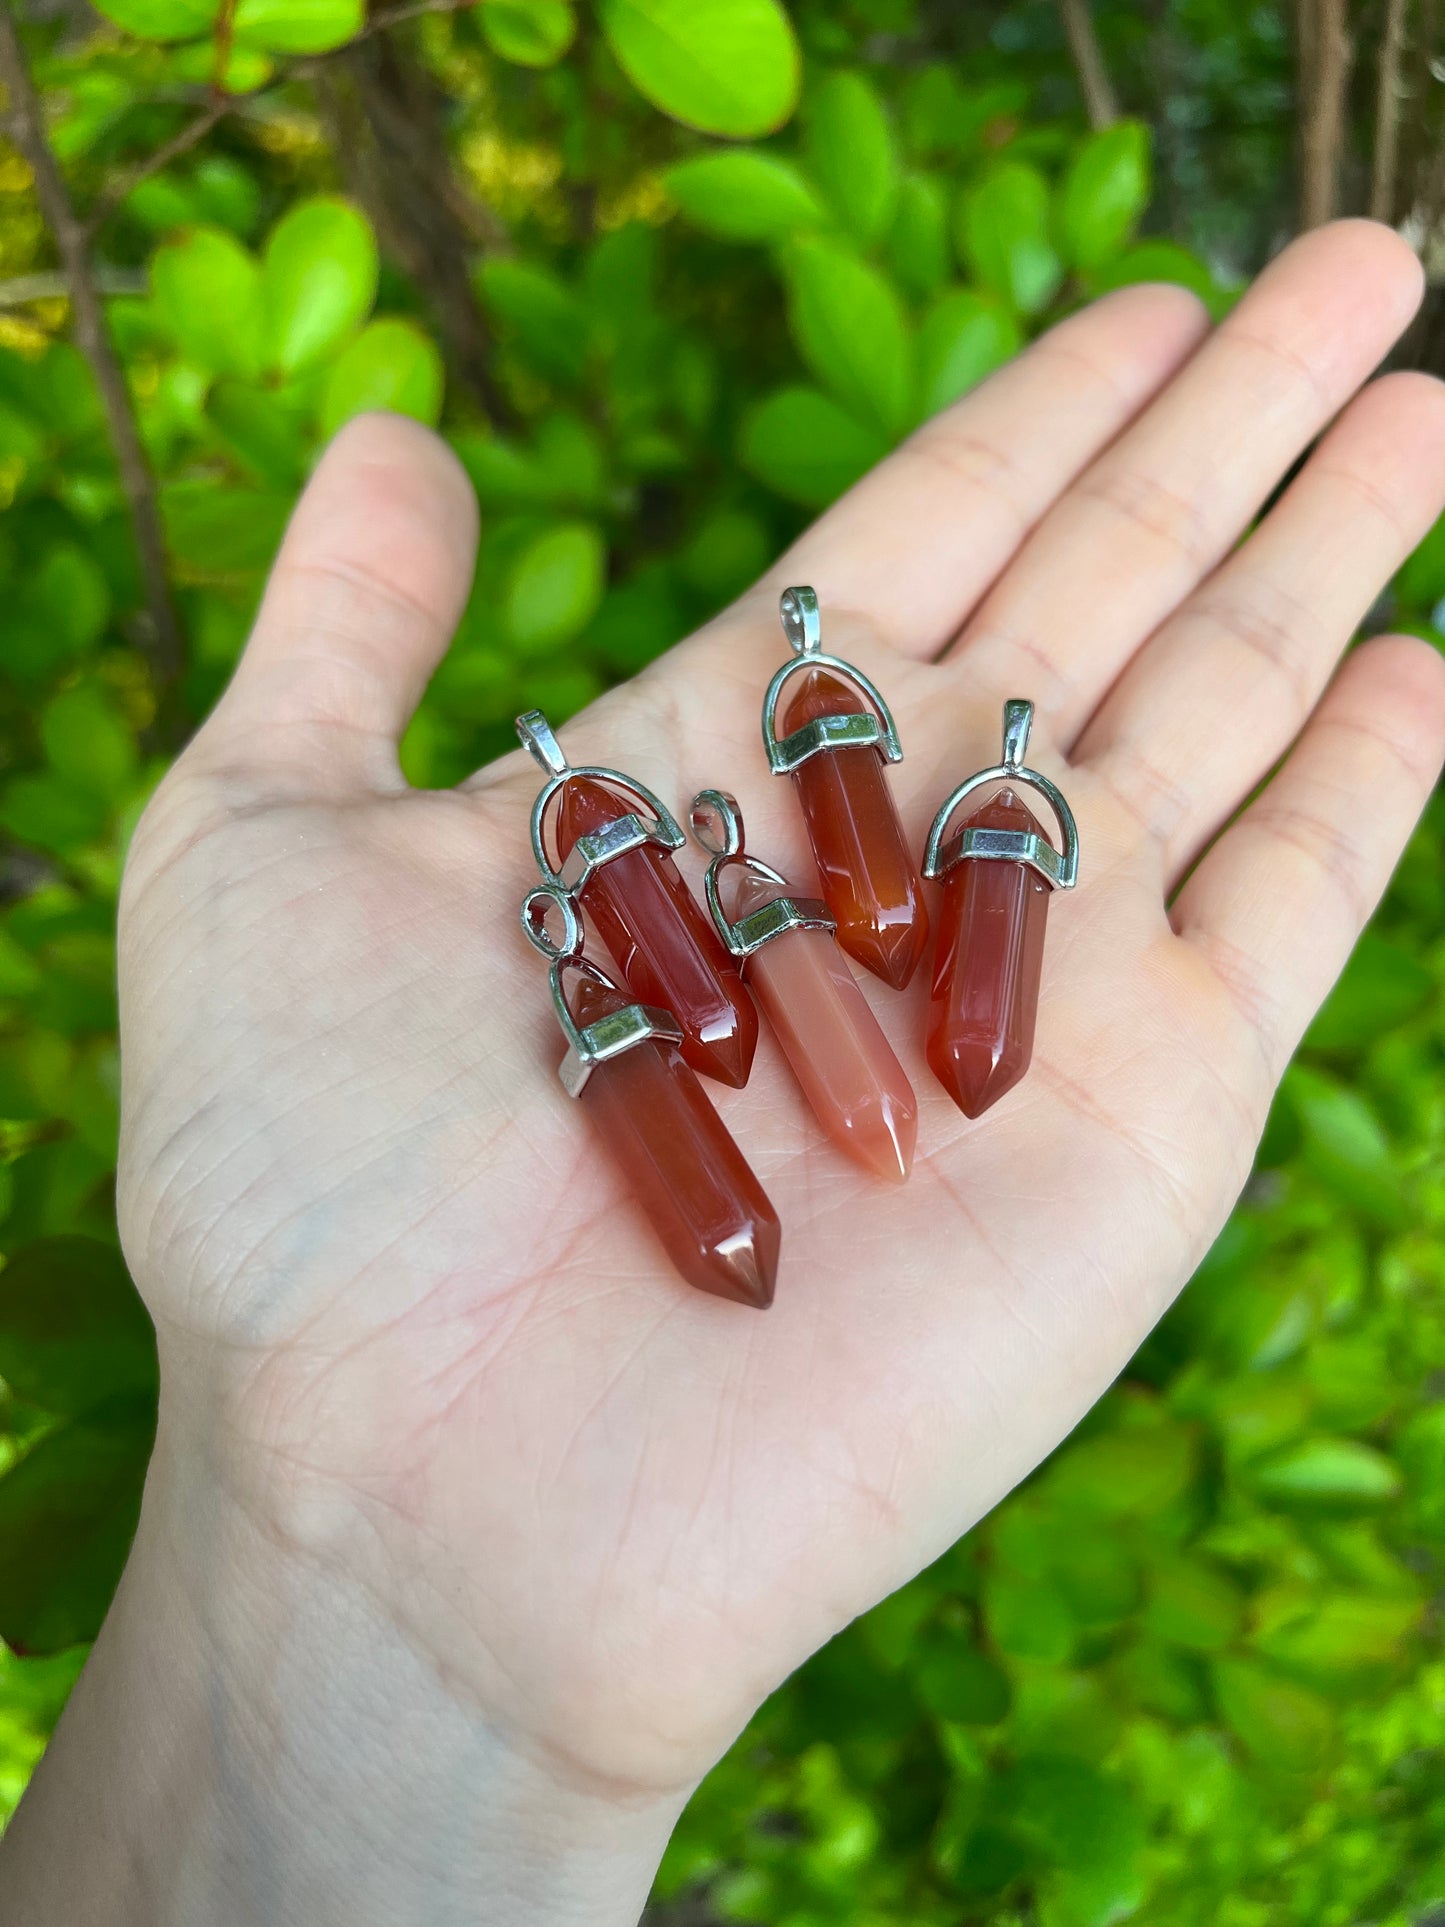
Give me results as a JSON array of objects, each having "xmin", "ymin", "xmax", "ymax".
[
  {"xmin": 781, "ymin": 669, "xmax": 929, "ymax": 990},
  {"xmin": 555, "ymin": 775, "xmax": 758, "ymax": 1089},
  {"xmin": 571, "ymin": 975, "xmax": 779, "ymax": 1308},
  {"xmin": 926, "ymin": 787, "xmax": 1051, "ymax": 1118}
]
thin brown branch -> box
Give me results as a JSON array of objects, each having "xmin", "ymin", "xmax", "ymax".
[
  {"xmin": 1370, "ymin": 0, "xmax": 1409, "ymax": 220},
  {"xmin": 1057, "ymin": 0, "xmax": 1118, "ymax": 130},
  {"xmin": 0, "ymin": 5, "xmax": 184, "ymax": 691},
  {"xmin": 1298, "ymin": 0, "xmax": 1353, "ymax": 227},
  {"xmin": 211, "ymin": 0, "xmax": 238, "ymax": 94},
  {"xmin": 312, "ymin": 36, "xmax": 511, "ymax": 423},
  {"xmin": 83, "ymin": 97, "xmax": 229, "ymax": 239},
  {"xmin": 0, "ymin": 266, "xmax": 145, "ymax": 303},
  {"xmin": 350, "ymin": 0, "xmax": 479, "ymax": 46}
]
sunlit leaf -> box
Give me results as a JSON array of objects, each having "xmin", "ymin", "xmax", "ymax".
[
  {"xmin": 481, "ymin": 0, "xmax": 576, "ymax": 65},
  {"xmin": 957, "ymin": 161, "xmax": 1062, "ymax": 315},
  {"xmin": 782, "ymin": 236, "xmax": 912, "ymax": 436},
  {"xmin": 739, "ymin": 384, "xmax": 886, "ymax": 507},
  {"xmin": 233, "ymin": 0, "xmax": 363, "ymax": 53},
  {"xmin": 600, "ymin": 0, "xmax": 801, "ymax": 137},
  {"xmin": 805, "ymin": 68, "xmax": 899, "ymax": 245},
  {"xmin": 1057, "ymin": 121, "xmax": 1151, "ymax": 271},
  {"xmin": 664, "ymin": 151, "xmax": 824, "ymax": 241},
  {"xmin": 503, "ymin": 521, "xmax": 607, "ymax": 655},
  {"xmin": 262, "ymin": 197, "xmax": 378, "ymax": 375},
  {"xmin": 151, "ymin": 227, "xmax": 264, "ymax": 380},
  {"xmin": 320, "ymin": 320, "xmax": 445, "ymax": 437}
]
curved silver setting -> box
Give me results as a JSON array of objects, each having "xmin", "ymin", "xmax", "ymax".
[
  {"xmin": 521, "ymin": 883, "xmax": 683, "ymax": 1097},
  {"xmin": 761, "ymin": 586, "xmax": 903, "ymax": 776},
  {"xmin": 516, "ymin": 709, "xmax": 686, "ymax": 895},
  {"xmin": 922, "ymin": 700, "xmax": 1080, "ymax": 891},
  {"xmin": 689, "ymin": 789, "xmax": 834, "ymax": 961}
]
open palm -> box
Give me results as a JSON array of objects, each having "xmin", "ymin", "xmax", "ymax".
[{"xmin": 116, "ymin": 221, "xmax": 1445, "ymax": 1808}]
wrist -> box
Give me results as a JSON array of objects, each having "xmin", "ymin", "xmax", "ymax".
[{"xmin": 2, "ymin": 1401, "xmax": 686, "ymax": 1927}]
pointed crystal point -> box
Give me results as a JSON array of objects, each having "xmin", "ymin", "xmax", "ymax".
[
  {"xmin": 570, "ymin": 975, "xmax": 780, "ymax": 1307},
  {"xmin": 781, "ymin": 669, "xmax": 929, "ymax": 990},
  {"xmin": 731, "ymin": 869, "xmax": 917, "ymax": 1182},
  {"xmin": 927, "ymin": 787, "xmax": 1051, "ymax": 1118},
  {"xmin": 556, "ymin": 776, "xmax": 758, "ymax": 1088}
]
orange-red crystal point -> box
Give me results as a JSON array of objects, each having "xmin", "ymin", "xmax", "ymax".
[
  {"xmin": 570, "ymin": 975, "xmax": 779, "ymax": 1308},
  {"xmin": 555, "ymin": 776, "xmax": 758, "ymax": 1089},
  {"xmin": 927, "ymin": 788, "xmax": 1051, "ymax": 1118},
  {"xmin": 781, "ymin": 669, "xmax": 929, "ymax": 990},
  {"xmin": 730, "ymin": 869, "xmax": 917, "ymax": 1182}
]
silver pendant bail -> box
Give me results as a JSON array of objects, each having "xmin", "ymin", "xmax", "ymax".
[
  {"xmin": 517, "ymin": 710, "xmax": 569, "ymax": 778},
  {"xmin": 779, "ymin": 585, "xmax": 822, "ymax": 656},
  {"xmin": 922, "ymin": 700, "xmax": 1080, "ymax": 892}
]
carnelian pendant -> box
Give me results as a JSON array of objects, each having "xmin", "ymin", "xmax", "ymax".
[
  {"xmin": 521, "ymin": 887, "xmax": 780, "ymax": 1309},
  {"xmin": 921, "ymin": 701, "xmax": 1080, "ymax": 1118},
  {"xmin": 517, "ymin": 711, "xmax": 757, "ymax": 1089},
  {"xmin": 691, "ymin": 791, "xmax": 918, "ymax": 1183},
  {"xmin": 762, "ymin": 588, "xmax": 929, "ymax": 990}
]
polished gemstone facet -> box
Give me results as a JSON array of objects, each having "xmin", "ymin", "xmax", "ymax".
[
  {"xmin": 780, "ymin": 669, "xmax": 929, "ymax": 990},
  {"xmin": 570, "ymin": 974, "xmax": 779, "ymax": 1307},
  {"xmin": 731, "ymin": 870, "xmax": 917, "ymax": 1182},
  {"xmin": 556, "ymin": 776, "xmax": 757, "ymax": 1088},
  {"xmin": 928, "ymin": 782, "xmax": 1055, "ymax": 1117},
  {"xmin": 927, "ymin": 787, "xmax": 1051, "ymax": 1117}
]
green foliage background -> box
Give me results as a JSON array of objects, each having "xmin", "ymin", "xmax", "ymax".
[{"xmin": 0, "ymin": 2, "xmax": 1441, "ymax": 1921}]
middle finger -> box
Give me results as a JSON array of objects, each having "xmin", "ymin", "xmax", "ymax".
[{"xmin": 944, "ymin": 220, "xmax": 1426, "ymax": 742}]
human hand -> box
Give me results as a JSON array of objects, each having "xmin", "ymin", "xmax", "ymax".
[{"xmin": 7, "ymin": 220, "xmax": 1445, "ymax": 1926}]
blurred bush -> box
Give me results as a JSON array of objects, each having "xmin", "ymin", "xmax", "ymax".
[{"xmin": 0, "ymin": 2, "xmax": 1440, "ymax": 1922}]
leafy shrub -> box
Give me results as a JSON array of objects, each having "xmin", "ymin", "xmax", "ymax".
[{"xmin": 0, "ymin": 4, "xmax": 1440, "ymax": 1923}]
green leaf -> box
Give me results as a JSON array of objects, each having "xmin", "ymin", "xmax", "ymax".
[
  {"xmin": 0, "ymin": 1238, "xmax": 155, "ymax": 1418},
  {"xmin": 1143, "ymin": 1557, "xmax": 1245, "ymax": 1652},
  {"xmin": 1057, "ymin": 121, "xmax": 1151, "ymax": 272},
  {"xmin": 739, "ymin": 385, "xmax": 886, "ymax": 507},
  {"xmin": 913, "ymin": 1628, "xmax": 1012, "ymax": 1724},
  {"xmin": 41, "ymin": 688, "xmax": 138, "ymax": 804},
  {"xmin": 481, "ymin": 0, "xmax": 577, "ymax": 65},
  {"xmin": 0, "ymin": 1407, "xmax": 154, "ymax": 1654},
  {"xmin": 916, "ymin": 289, "xmax": 1020, "ymax": 418},
  {"xmin": 1288, "ymin": 1065, "xmax": 1404, "ymax": 1224},
  {"xmin": 1304, "ymin": 931, "xmax": 1433, "ymax": 1049},
  {"xmin": 1085, "ymin": 238, "xmax": 1223, "ymax": 313},
  {"xmin": 233, "ymin": 0, "xmax": 362, "ymax": 53},
  {"xmin": 476, "ymin": 258, "xmax": 587, "ymax": 383},
  {"xmin": 0, "ymin": 779, "xmax": 109, "ymax": 855},
  {"xmin": 664, "ymin": 152, "xmax": 823, "ymax": 241},
  {"xmin": 1001, "ymin": 1756, "xmax": 1146, "ymax": 1927},
  {"xmin": 1043, "ymin": 1423, "xmax": 1197, "ymax": 1520},
  {"xmin": 888, "ymin": 173, "xmax": 951, "ymax": 300},
  {"xmin": 151, "ymin": 227, "xmax": 264, "ymax": 380},
  {"xmin": 957, "ymin": 162, "xmax": 1062, "ymax": 315},
  {"xmin": 1247, "ymin": 1437, "xmax": 1403, "ymax": 1515},
  {"xmin": 262, "ymin": 196, "xmax": 378, "ymax": 375},
  {"xmin": 676, "ymin": 507, "xmax": 770, "ymax": 601},
  {"xmin": 805, "ymin": 69, "xmax": 899, "ymax": 245},
  {"xmin": 207, "ymin": 380, "xmax": 307, "ymax": 489},
  {"xmin": 503, "ymin": 522, "xmax": 607, "ymax": 655},
  {"xmin": 1251, "ymin": 1591, "xmax": 1420, "ymax": 1691},
  {"xmin": 7, "ymin": 545, "xmax": 111, "ymax": 681},
  {"xmin": 1212, "ymin": 1658, "xmax": 1336, "ymax": 1775},
  {"xmin": 983, "ymin": 1566, "xmax": 1075, "ymax": 1663},
  {"xmin": 783, "ymin": 236, "xmax": 912, "ymax": 437},
  {"xmin": 90, "ymin": 0, "xmax": 217, "ymax": 40},
  {"xmin": 320, "ymin": 320, "xmax": 445, "ymax": 438},
  {"xmin": 162, "ymin": 482, "xmax": 292, "ymax": 575},
  {"xmin": 599, "ymin": 0, "xmax": 801, "ymax": 137}
]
